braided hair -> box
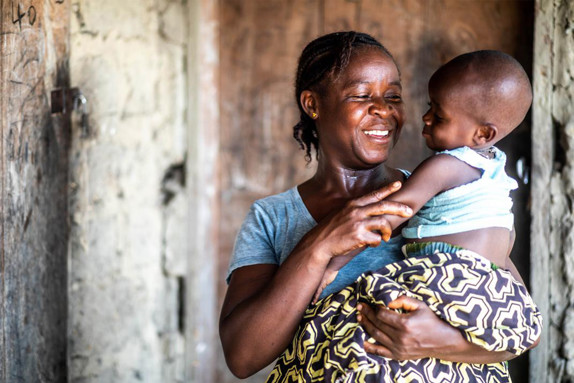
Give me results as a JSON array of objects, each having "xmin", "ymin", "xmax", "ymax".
[{"xmin": 293, "ymin": 31, "xmax": 397, "ymax": 162}]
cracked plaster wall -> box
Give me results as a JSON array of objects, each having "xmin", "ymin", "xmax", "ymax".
[
  {"xmin": 549, "ymin": 4, "xmax": 574, "ymax": 378},
  {"xmin": 533, "ymin": 0, "xmax": 574, "ymax": 381},
  {"xmin": 67, "ymin": 0, "xmax": 189, "ymax": 381}
]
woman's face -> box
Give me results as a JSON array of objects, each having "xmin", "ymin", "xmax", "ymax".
[{"xmin": 315, "ymin": 48, "xmax": 404, "ymax": 169}]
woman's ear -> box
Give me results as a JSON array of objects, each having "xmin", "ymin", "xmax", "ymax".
[
  {"xmin": 300, "ymin": 90, "xmax": 318, "ymax": 119},
  {"xmin": 473, "ymin": 124, "xmax": 497, "ymax": 146}
]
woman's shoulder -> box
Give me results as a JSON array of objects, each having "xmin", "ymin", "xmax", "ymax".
[
  {"xmin": 251, "ymin": 186, "xmax": 311, "ymax": 221},
  {"xmin": 253, "ymin": 187, "xmax": 298, "ymax": 209}
]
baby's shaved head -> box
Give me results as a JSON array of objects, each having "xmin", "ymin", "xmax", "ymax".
[{"xmin": 430, "ymin": 50, "xmax": 532, "ymax": 141}]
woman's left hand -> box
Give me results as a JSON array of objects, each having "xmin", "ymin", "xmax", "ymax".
[{"xmin": 356, "ymin": 295, "xmax": 516, "ymax": 363}]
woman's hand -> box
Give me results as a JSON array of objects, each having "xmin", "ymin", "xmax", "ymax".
[
  {"xmin": 357, "ymin": 296, "xmax": 516, "ymax": 363},
  {"xmin": 307, "ymin": 182, "xmax": 413, "ymax": 262}
]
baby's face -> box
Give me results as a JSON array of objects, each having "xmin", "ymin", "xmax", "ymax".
[{"xmin": 421, "ymin": 75, "xmax": 480, "ymax": 152}]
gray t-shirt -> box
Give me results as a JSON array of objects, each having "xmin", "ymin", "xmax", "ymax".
[{"xmin": 226, "ymin": 187, "xmax": 405, "ymax": 299}]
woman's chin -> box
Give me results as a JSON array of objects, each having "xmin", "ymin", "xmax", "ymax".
[{"xmin": 355, "ymin": 153, "xmax": 390, "ymax": 168}]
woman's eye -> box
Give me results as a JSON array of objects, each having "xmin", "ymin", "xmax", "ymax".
[
  {"xmin": 348, "ymin": 94, "xmax": 370, "ymax": 101},
  {"xmin": 386, "ymin": 94, "xmax": 402, "ymax": 102}
]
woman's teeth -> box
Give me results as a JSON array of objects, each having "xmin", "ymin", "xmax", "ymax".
[{"xmin": 364, "ymin": 130, "xmax": 389, "ymax": 137}]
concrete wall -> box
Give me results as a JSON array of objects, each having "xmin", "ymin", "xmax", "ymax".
[
  {"xmin": 68, "ymin": 0, "xmax": 189, "ymax": 381},
  {"xmin": 531, "ymin": 0, "xmax": 574, "ymax": 381}
]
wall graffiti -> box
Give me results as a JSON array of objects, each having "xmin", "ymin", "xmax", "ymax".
[{"xmin": 11, "ymin": 1, "xmax": 37, "ymax": 29}]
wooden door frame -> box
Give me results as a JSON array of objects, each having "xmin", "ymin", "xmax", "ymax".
[
  {"xmin": 530, "ymin": 0, "xmax": 561, "ymax": 381},
  {"xmin": 186, "ymin": 0, "xmax": 220, "ymax": 381},
  {"xmin": 190, "ymin": 1, "xmax": 551, "ymax": 381}
]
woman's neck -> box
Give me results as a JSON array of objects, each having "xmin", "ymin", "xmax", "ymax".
[
  {"xmin": 298, "ymin": 160, "xmax": 403, "ymax": 223},
  {"xmin": 309, "ymin": 160, "xmax": 395, "ymax": 199}
]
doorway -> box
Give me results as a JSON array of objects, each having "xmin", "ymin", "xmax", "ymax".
[{"xmin": 217, "ymin": 1, "xmax": 534, "ymax": 382}]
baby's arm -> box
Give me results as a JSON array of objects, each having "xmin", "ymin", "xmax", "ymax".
[
  {"xmin": 313, "ymin": 155, "xmax": 480, "ymax": 302},
  {"xmin": 381, "ymin": 154, "xmax": 481, "ymax": 237}
]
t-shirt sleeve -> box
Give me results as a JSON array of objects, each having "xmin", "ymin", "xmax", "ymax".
[{"xmin": 226, "ymin": 201, "xmax": 279, "ymax": 284}]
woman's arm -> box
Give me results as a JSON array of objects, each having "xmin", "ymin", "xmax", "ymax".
[
  {"xmin": 357, "ymin": 295, "xmax": 539, "ymax": 363},
  {"xmin": 219, "ymin": 184, "xmax": 413, "ymax": 378}
]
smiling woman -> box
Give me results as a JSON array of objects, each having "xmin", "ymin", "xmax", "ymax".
[
  {"xmin": 300, "ymin": 48, "xmax": 404, "ymax": 169},
  {"xmin": 218, "ymin": 31, "xmax": 521, "ymax": 380}
]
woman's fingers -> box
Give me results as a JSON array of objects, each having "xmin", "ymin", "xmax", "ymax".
[
  {"xmin": 364, "ymin": 339, "xmax": 393, "ymax": 358},
  {"xmin": 363, "ymin": 200, "xmax": 413, "ymax": 218},
  {"xmin": 387, "ymin": 295, "xmax": 422, "ymax": 312},
  {"xmin": 351, "ymin": 182, "xmax": 402, "ymax": 206},
  {"xmin": 357, "ymin": 304, "xmax": 398, "ymax": 358},
  {"xmin": 315, "ymin": 182, "xmax": 412, "ymax": 256},
  {"xmin": 358, "ymin": 304, "xmax": 393, "ymax": 340},
  {"xmin": 358, "ymin": 302, "xmax": 401, "ymax": 333},
  {"xmin": 364, "ymin": 216, "xmax": 394, "ymax": 242},
  {"xmin": 351, "ymin": 182, "xmax": 411, "ymax": 219}
]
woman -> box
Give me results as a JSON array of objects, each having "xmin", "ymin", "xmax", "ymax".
[{"xmin": 219, "ymin": 31, "xmax": 518, "ymax": 379}]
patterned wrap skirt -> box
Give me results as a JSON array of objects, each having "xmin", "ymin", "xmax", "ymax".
[{"xmin": 265, "ymin": 242, "xmax": 543, "ymax": 383}]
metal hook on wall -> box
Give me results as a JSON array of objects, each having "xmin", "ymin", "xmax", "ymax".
[{"xmin": 51, "ymin": 88, "xmax": 90, "ymax": 138}]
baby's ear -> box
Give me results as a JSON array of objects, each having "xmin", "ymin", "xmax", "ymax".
[{"xmin": 473, "ymin": 124, "xmax": 497, "ymax": 146}]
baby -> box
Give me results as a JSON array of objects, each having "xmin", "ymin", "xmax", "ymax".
[
  {"xmin": 268, "ymin": 50, "xmax": 542, "ymax": 383},
  {"xmin": 314, "ymin": 49, "xmax": 531, "ymax": 301}
]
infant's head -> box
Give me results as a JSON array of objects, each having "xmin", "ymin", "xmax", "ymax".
[{"xmin": 423, "ymin": 50, "xmax": 532, "ymax": 151}]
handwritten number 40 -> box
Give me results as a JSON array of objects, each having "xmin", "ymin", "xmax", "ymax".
[{"xmin": 12, "ymin": 1, "xmax": 37, "ymax": 29}]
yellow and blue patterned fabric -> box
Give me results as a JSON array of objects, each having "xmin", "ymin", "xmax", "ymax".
[{"xmin": 266, "ymin": 243, "xmax": 542, "ymax": 383}]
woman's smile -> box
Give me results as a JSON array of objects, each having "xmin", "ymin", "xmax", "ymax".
[
  {"xmin": 363, "ymin": 126, "xmax": 393, "ymax": 141},
  {"xmin": 364, "ymin": 129, "xmax": 389, "ymax": 137}
]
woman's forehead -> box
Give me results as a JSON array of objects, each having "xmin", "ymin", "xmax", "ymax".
[{"xmin": 339, "ymin": 51, "xmax": 401, "ymax": 86}]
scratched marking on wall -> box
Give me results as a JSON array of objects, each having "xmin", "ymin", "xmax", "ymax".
[{"xmin": 11, "ymin": 0, "xmax": 37, "ymax": 30}]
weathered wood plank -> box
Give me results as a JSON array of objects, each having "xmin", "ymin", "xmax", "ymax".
[
  {"xmin": 0, "ymin": 0, "xmax": 70, "ymax": 382},
  {"xmin": 187, "ymin": 0, "xmax": 219, "ymax": 382},
  {"xmin": 531, "ymin": 0, "xmax": 553, "ymax": 379}
]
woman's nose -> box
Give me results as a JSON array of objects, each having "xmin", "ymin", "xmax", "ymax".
[{"xmin": 370, "ymin": 99, "xmax": 391, "ymax": 117}]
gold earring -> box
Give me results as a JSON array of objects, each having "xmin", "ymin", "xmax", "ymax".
[{"xmin": 311, "ymin": 112, "xmax": 318, "ymax": 119}]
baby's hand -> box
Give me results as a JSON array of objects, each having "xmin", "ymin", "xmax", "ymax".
[{"xmin": 312, "ymin": 270, "xmax": 339, "ymax": 304}]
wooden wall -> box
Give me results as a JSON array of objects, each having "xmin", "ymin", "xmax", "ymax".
[
  {"xmin": 217, "ymin": 1, "xmax": 533, "ymax": 381},
  {"xmin": 0, "ymin": 0, "xmax": 70, "ymax": 382}
]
